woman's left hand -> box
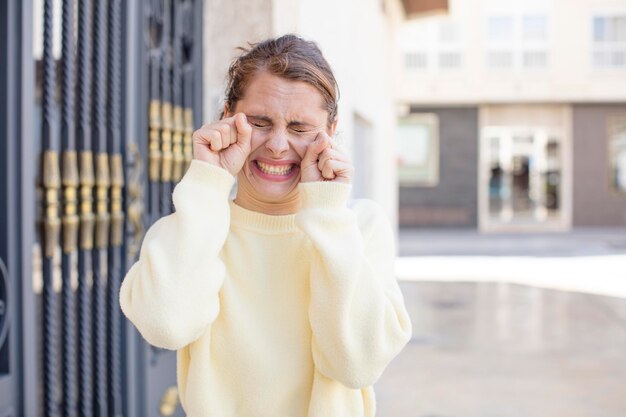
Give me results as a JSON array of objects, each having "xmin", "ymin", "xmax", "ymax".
[{"xmin": 300, "ymin": 131, "xmax": 353, "ymax": 184}]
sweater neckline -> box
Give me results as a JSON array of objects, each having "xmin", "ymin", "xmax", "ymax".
[{"xmin": 229, "ymin": 201, "xmax": 298, "ymax": 233}]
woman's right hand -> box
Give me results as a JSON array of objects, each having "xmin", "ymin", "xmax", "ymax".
[{"xmin": 192, "ymin": 112, "xmax": 252, "ymax": 176}]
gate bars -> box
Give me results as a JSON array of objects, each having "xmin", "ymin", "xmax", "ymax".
[
  {"xmin": 91, "ymin": 1, "xmax": 111, "ymax": 417},
  {"xmin": 60, "ymin": 0, "xmax": 79, "ymax": 416},
  {"xmin": 40, "ymin": 1, "xmax": 61, "ymax": 417},
  {"xmin": 37, "ymin": 0, "xmax": 199, "ymax": 415},
  {"xmin": 38, "ymin": 0, "xmax": 124, "ymax": 415},
  {"xmin": 146, "ymin": 0, "xmax": 195, "ymax": 370},
  {"xmin": 107, "ymin": 1, "xmax": 124, "ymax": 416},
  {"xmin": 76, "ymin": 0, "xmax": 95, "ymax": 415}
]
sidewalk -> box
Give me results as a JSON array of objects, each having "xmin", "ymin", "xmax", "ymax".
[
  {"xmin": 375, "ymin": 280, "xmax": 626, "ymax": 417},
  {"xmin": 376, "ymin": 228, "xmax": 626, "ymax": 417},
  {"xmin": 398, "ymin": 227, "xmax": 626, "ymax": 257},
  {"xmin": 396, "ymin": 227, "xmax": 626, "ymax": 299}
]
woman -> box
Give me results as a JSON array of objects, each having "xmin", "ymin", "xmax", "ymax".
[{"xmin": 120, "ymin": 34, "xmax": 412, "ymax": 417}]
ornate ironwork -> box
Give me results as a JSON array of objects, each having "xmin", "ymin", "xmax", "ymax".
[
  {"xmin": 171, "ymin": 3, "xmax": 185, "ymax": 182},
  {"xmin": 160, "ymin": 0, "xmax": 174, "ymax": 217},
  {"xmin": 22, "ymin": 1, "xmax": 204, "ymax": 416},
  {"xmin": 91, "ymin": 0, "xmax": 110, "ymax": 416},
  {"xmin": 60, "ymin": 3, "xmax": 79, "ymax": 416},
  {"xmin": 75, "ymin": 1, "xmax": 94, "ymax": 414},
  {"xmin": 127, "ymin": 142, "xmax": 145, "ymax": 261},
  {"xmin": 41, "ymin": 0, "xmax": 61, "ymax": 414},
  {"xmin": 106, "ymin": 1, "xmax": 124, "ymax": 414},
  {"xmin": 182, "ymin": 1, "xmax": 196, "ymax": 171}
]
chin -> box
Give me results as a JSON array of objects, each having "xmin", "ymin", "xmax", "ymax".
[{"xmin": 254, "ymin": 180, "xmax": 300, "ymax": 203}]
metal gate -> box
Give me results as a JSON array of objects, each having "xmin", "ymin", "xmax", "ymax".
[{"xmin": 0, "ymin": 0, "xmax": 204, "ymax": 416}]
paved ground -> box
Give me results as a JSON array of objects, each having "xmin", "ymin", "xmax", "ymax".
[
  {"xmin": 374, "ymin": 281, "xmax": 626, "ymax": 417},
  {"xmin": 398, "ymin": 227, "xmax": 626, "ymax": 257},
  {"xmin": 374, "ymin": 228, "xmax": 626, "ymax": 416}
]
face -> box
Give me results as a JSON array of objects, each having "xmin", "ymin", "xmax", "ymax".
[{"xmin": 228, "ymin": 72, "xmax": 336, "ymax": 203}]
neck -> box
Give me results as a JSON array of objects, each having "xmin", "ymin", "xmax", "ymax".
[{"xmin": 234, "ymin": 175, "xmax": 301, "ymax": 216}]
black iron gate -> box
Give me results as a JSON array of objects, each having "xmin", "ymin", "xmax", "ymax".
[{"xmin": 0, "ymin": 0, "xmax": 204, "ymax": 416}]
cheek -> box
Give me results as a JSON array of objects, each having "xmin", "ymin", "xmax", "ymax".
[
  {"xmin": 293, "ymin": 141, "xmax": 310, "ymax": 159},
  {"xmin": 293, "ymin": 132, "xmax": 321, "ymax": 158},
  {"xmin": 249, "ymin": 130, "xmax": 269, "ymax": 155}
]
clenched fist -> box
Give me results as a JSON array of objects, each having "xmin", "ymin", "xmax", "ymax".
[
  {"xmin": 300, "ymin": 131, "xmax": 353, "ymax": 184},
  {"xmin": 192, "ymin": 113, "xmax": 252, "ymax": 176}
]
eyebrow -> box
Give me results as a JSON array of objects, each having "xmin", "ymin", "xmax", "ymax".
[
  {"xmin": 247, "ymin": 114, "xmax": 272, "ymax": 123},
  {"xmin": 247, "ymin": 114, "xmax": 315, "ymax": 128}
]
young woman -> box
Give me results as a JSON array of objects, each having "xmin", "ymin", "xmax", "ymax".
[{"xmin": 120, "ymin": 34, "xmax": 412, "ymax": 417}]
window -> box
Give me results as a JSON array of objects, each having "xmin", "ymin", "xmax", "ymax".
[
  {"xmin": 609, "ymin": 117, "xmax": 626, "ymax": 192},
  {"xmin": 439, "ymin": 52, "xmax": 462, "ymax": 69},
  {"xmin": 523, "ymin": 15, "xmax": 547, "ymax": 41},
  {"xmin": 437, "ymin": 20, "xmax": 463, "ymax": 71},
  {"xmin": 523, "ymin": 51, "xmax": 547, "ymax": 68},
  {"xmin": 488, "ymin": 16, "xmax": 514, "ymax": 42},
  {"xmin": 488, "ymin": 51, "xmax": 513, "ymax": 69},
  {"xmin": 594, "ymin": 16, "xmax": 626, "ymax": 42},
  {"xmin": 405, "ymin": 52, "xmax": 428, "ymax": 70},
  {"xmin": 401, "ymin": 19, "xmax": 462, "ymax": 72},
  {"xmin": 397, "ymin": 114, "xmax": 439, "ymax": 187},
  {"xmin": 439, "ymin": 21, "xmax": 459, "ymax": 43},
  {"xmin": 485, "ymin": 14, "xmax": 549, "ymax": 70},
  {"xmin": 593, "ymin": 15, "xmax": 626, "ymax": 69}
]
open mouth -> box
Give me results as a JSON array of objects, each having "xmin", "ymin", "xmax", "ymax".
[{"xmin": 252, "ymin": 159, "xmax": 299, "ymax": 180}]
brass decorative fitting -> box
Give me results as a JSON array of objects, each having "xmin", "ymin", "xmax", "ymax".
[
  {"xmin": 79, "ymin": 151, "xmax": 95, "ymax": 250},
  {"xmin": 109, "ymin": 153, "xmax": 125, "ymax": 247},
  {"xmin": 183, "ymin": 107, "xmax": 194, "ymax": 171},
  {"xmin": 62, "ymin": 150, "xmax": 79, "ymax": 254},
  {"xmin": 172, "ymin": 105, "xmax": 184, "ymax": 182},
  {"xmin": 94, "ymin": 152, "xmax": 111, "ymax": 249},
  {"xmin": 42, "ymin": 150, "xmax": 61, "ymax": 258},
  {"xmin": 160, "ymin": 386, "xmax": 180, "ymax": 416},
  {"xmin": 149, "ymin": 99, "xmax": 162, "ymax": 182},
  {"xmin": 161, "ymin": 101, "xmax": 173, "ymax": 182}
]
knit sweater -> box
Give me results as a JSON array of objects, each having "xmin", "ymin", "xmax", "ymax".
[{"xmin": 119, "ymin": 159, "xmax": 413, "ymax": 417}]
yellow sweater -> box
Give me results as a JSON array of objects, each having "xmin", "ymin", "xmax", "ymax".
[{"xmin": 119, "ymin": 160, "xmax": 412, "ymax": 417}]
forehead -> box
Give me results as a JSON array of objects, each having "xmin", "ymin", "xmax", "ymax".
[{"xmin": 235, "ymin": 72, "xmax": 327, "ymax": 121}]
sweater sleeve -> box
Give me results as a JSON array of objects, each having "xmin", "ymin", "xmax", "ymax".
[
  {"xmin": 295, "ymin": 182, "xmax": 413, "ymax": 389},
  {"xmin": 119, "ymin": 159, "xmax": 235, "ymax": 350}
]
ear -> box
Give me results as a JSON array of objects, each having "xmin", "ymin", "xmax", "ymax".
[
  {"xmin": 222, "ymin": 103, "xmax": 231, "ymax": 119},
  {"xmin": 328, "ymin": 117, "xmax": 338, "ymax": 137}
]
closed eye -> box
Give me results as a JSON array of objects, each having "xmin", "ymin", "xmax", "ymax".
[{"xmin": 289, "ymin": 123, "xmax": 316, "ymax": 134}]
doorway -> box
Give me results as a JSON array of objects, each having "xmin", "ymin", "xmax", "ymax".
[{"xmin": 480, "ymin": 126, "xmax": 569, "ymax": 231}]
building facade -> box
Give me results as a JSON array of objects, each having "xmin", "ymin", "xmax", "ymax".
[{"xmin": 397, "ymin": 0, "xmax": 626, "ymax": 231}]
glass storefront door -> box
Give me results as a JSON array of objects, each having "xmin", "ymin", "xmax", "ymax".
[{"xmin": 481, "ymin": 127, "xmax": 566, "ymax": 230}]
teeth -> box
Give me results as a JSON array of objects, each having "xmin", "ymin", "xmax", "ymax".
[{"xmin": 256, "ymin": 161, "xmax": 294, "ymax": 175}]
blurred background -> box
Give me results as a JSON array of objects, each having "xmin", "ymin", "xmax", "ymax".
[{"xmin": 1, "ymin": 0, "xmax": 626, "ymax": 416}]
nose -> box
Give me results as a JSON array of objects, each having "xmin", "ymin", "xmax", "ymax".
[{"xmin": 264, "ymin": 129, "xmax": 289, "ymax": 156}]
